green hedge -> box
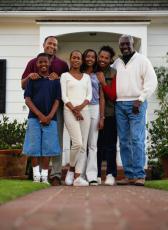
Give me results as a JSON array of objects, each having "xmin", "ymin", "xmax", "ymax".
[
  {"xmin": 148, "ymin": 66, "xmax": 168, "ymax": 160},
  {"xmin": 0, "ymin": 115, "xmax": 26, "ymax": 149}
]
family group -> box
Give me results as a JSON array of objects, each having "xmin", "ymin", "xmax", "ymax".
[{"xmin": 21, "ymin": 34, "xmax": 158, "ymax": 187}]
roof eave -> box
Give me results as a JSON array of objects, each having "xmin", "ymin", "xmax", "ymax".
[{"xmin": 0, "ymin": 10, "xmax": 168, "ymax": 17}]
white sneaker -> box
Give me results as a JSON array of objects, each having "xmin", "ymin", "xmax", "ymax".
[
  {"xmin": 105, "ymin": 174, "xmax": 115, "ymax": 186},
  {"xmin": 65, "ymin": 170, "xmax": 74, "ymax": 185},
  {"xmin": 41, "ymin": 176, "xmax": 50, "ymax": 185},
  {"xmin": 73, "ymin": 177, "xmax": 89, "ymax": 186},
  {"xmin": 33, "ymin": 175, "xmax": 41, "ymax": 183},
  {"xmin": 97, "ymin": 177, "xmax": 102, "ymax": 185},
  {"xmin": 89, "ymin": 180, "xmax": 98, "ymax": 186}
]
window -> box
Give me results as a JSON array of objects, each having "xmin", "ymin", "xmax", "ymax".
[{"xmin": 0, "ymin": 60, "xmax": 6, "ymax": 113}]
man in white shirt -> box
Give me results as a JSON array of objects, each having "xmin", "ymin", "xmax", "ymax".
[{"xmin": 113, "ymin": 35, "xmax": 158, "ymax": 186}]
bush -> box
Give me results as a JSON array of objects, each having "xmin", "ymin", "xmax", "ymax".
[
  {"xmin": 148, "ymin": 160, "xmax": 163, "ymax": 180},
  {"xmin": 0, "ymin": 115, "xmax": 27, "ymax": 149},
  {"xmin": 148, "ymin": 66, "xmax": 168, "ymax": 161}
]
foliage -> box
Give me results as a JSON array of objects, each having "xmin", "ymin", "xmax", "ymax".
[
  {"xmin": 147, "ymin": 160, "xmax": 163, "ymax": 180},
  {"xmin": 155, "ymin": 66, "xmax": 168, "ymax": 100},
  {"xmin": 0, "ymin": 179, "xmax": 49, "ymax": 204},
  {"xmin": 148, "ymin": 66, "xmax": 168, "ymax": 160},
  {"xmin": 145, "ymin": 180, "xmax": 168, "ymax": 191},
  {"xmin": 0, "ymin": 115, "xmax": 27, "ymax": 150}
]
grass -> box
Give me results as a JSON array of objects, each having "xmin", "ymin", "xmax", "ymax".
[
  {"xmin": 145, "ymin": 179, "xmax": 168, "ymax": 191},
  {"xmin": 0, "ymin": 179, "xmax": 50, "ymax": 205},
  {"xmin": 1, "ymin": 179, "xmax": 167, "ymax": 205}
]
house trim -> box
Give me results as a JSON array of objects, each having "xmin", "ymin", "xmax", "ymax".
[
  {"xmin": 0, "ymin": 11, "xmax": 168, "ymax": 17},
  {"xmin": 39, "ymin": 21, "xmax": 148, "ymax": 56}
]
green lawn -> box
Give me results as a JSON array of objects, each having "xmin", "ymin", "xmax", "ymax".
[
  {"xmin": 0, "ymin": 179, "xmax": 50, "ymax": 205},
  {"xmin": 145, "ymin": 180, "xmax": 168, "ymax": 191},
  {"xmin": 1, "ymin": 179, "xmax": 167, "ymax": 205}
]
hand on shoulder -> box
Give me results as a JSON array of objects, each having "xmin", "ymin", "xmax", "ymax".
[
  {"xmin": 96, "ymin": 72, "xmax": 106, "ymax": 86},
  {"xmin": 28, "ymin": 73, "xmax": 40, "ymax": 80},
  {"xmin": 49, "ymin": 72, "xmax": 59, "ymax": 80}
]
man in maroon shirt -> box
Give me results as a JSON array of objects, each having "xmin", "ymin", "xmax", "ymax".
[
  {"xmin": 22, "ymin": 36, "xmax": 68, "ymax": 88},
  {"xmin": 21, "ymin": 36, "xmax": 69, "ymax": 186}
]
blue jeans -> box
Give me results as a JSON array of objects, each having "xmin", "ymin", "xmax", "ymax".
[{"xmin": 115, "ymin": 101, "xmax": 147, "ymax": 179}]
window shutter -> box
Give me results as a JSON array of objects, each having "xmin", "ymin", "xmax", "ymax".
[{"xmin": 0, "ymin": 60, "xmax": 6, "ymax": 113}]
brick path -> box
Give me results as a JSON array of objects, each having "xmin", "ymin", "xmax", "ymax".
[{"xmin": 0, "ymin": 186, "xmax": 168, "ymax": 230}]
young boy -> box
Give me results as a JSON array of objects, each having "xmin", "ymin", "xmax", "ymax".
[{"xmin": 23, "ymin": 53, "xmax": 61, "ymax": 184}]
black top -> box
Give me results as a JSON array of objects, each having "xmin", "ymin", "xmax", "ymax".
[{"xmin": 122, "ymin": 52, "xmax": 135, "ymax": 65}]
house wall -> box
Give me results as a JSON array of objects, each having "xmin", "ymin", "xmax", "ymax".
[
  {"xmin": 148, "ymin": 24, "xmax": 168, "ymax": 67},
  {"xmin": 0, "ymin": 22, "xmax": 167, "ymax": 122},
  {"xmin": 0, "ymin": 23, "xmax": 39, "ymax": 121},
  {"xmin": 147, "ymin": 23, "xmax": 168, "ymax": 122},
  {"xmin": 0, "ymin": 20, "xmax": 167, "ymax": 166}
]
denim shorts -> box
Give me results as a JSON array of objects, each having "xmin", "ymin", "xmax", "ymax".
[{"xmin": 23, "ymin": 118, "xmax": 61, "ymax": 157}]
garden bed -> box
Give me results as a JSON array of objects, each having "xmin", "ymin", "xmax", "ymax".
[{"xmin": 0, "ymin": 149, "xmax": 27, "ymax": 179}]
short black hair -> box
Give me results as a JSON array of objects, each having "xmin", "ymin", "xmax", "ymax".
[
  {"xmin": 98, "ymin": 45, "xmax": 115, "ymax": 59},
  {"xmin": 43, "ymin": 36, "xmax": 57, "ymax": 44},
  {"xmin": 36, "ymin": 52, "xmax": 50, "ymax": 60}
]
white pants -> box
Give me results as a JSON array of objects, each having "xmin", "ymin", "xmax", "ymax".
[
  {"xmin": 64, "ymin": 109, "xmax": 90, "ymax": 174},
  {"xmin": 86, "ymin": 104, "xmax": 100, "ymax": 181}
]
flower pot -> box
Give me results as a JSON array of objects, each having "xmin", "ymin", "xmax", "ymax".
[
  {"xmin": 161, "ymin": 157, "xmax": 168, "ymax": 179},
  {"xmin": 0, "ymin": 149, "xmax": 27, "ymax": 179}
]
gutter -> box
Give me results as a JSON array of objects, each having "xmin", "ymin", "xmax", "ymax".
[{"xmin": 0, "ymin": 11, "xmax": 168, "ymax": 17}]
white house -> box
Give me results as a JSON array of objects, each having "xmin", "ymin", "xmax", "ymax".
[{"xmin": 0, "ymin": 0, "xmax": 168, "ymax": 164}]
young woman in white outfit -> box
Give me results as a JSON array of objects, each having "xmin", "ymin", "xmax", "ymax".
[
  {"xmin": 60, "ymin": 50, "xmax": 92, "ymax": 186},
  {"xmin": 82, "ymin": 49, "xmax": 105, "ymax": 186}
]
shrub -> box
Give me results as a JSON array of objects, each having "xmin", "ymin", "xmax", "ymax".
[
  {"xmin": 148, "ymin": 66, "xmax": 168, "ymax": 160},
  {"xmin": 0, "ymin": 115, "xmax": 27, "ymax": 149}
]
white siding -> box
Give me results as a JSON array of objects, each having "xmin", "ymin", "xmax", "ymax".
[
  {"xmin": 1, "ymin": 22, "xmax": 165, "ymax": 122},
  {"xmin": 148, "ymin": 24, "xmax": 168, "ymax": 67},
  {"xmin": 147, "ymin": 24, "xmax": 168, "ymax": 122},
  {"xmin": 147, "ymin": 94, "xmax": 159, "ymax": 122},
  {"xmin": 0, "ymin": 23, "xmax": 39, "ymax": 121}
]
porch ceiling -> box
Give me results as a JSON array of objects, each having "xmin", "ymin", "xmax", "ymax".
[{"xmin": 58, "ymin": 32, "xmax": 120, "ymax": 42}]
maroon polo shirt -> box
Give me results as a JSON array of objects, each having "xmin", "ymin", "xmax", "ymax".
[{"xmin": 22, "ymin": 55, "xmax": 69, "ymax": 81}]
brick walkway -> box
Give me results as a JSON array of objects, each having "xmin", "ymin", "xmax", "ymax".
[{"xmin": 0, "ymin": 186, "xmax": 168, "ymax": 230}]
